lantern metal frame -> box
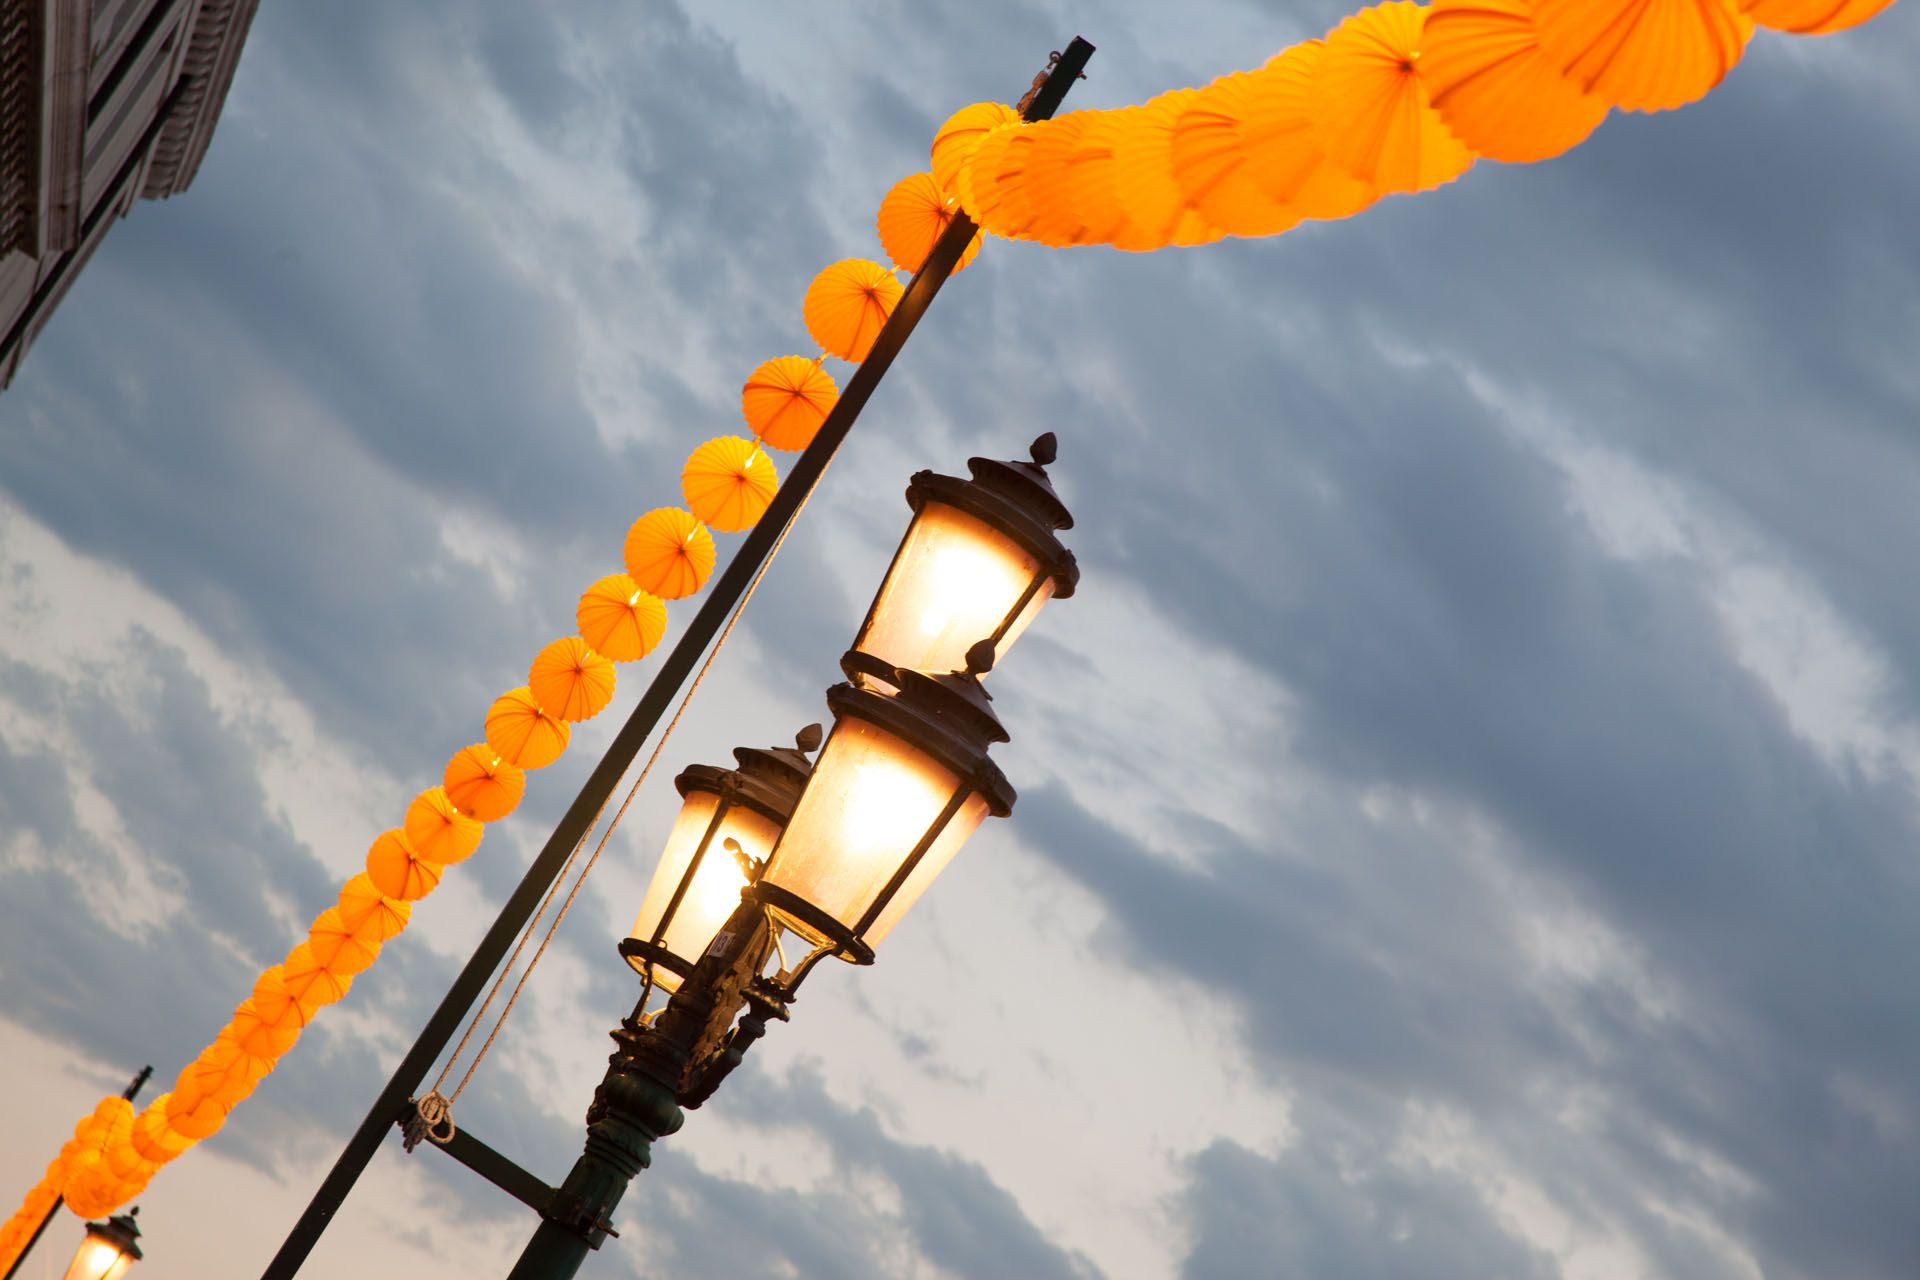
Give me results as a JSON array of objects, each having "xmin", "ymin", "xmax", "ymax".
[
  {"xmin": 755, "ymin": 642, "xmax": 1016, "ymax": 967},
  {"xmin": 65, "ymin": 1210, "xmax": 141, "ymax": 1280},
  {"xmin": 617, "ymin": 726, "xmax": 819, "ymax": 989},
  {"xmin": 841, "ymin": 432, "xmax": 1079, "ymax": 690}
]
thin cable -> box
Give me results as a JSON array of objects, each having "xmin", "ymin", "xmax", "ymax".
[{"xmin": 438, "ymin": 443, "xmax": 843, "ymax": 1106}]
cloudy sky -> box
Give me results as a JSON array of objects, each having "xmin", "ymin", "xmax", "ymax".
[{"xmin": 4, "ymin": 0, "xmax": 1920, "ymax": 1276}]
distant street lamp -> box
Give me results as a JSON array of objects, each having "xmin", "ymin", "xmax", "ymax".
[{"xmin": 61, "ymin": 1211, "xmax": 141, "ymax": 1280}]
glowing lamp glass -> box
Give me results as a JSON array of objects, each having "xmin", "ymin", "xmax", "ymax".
[
  {"xmin": 64, "ymin": 1218, "xmax": 140, "ymax": 1280},
  {"xmin": 855, "ymin": 501, "xmax": 1052, "ymax": 683},
  {"xmin": 760, "ymin": 715, "xmax": 990, "ymax": 952},
  {"xmin": 624, "ymin": 792, "xmax": 782, "ymax": 992}
]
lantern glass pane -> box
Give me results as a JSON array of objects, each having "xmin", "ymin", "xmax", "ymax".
[
  {"xmin": 627, "ymin": 792, "xmax": 781, "ymax": 992},
  {"xmin": 63, "ymin": 1234, "xmax": 134, "ymax": 1280},
  {"xmin": 860, "ymin": 790, "xmax": 988, "ymax": 947},
  {"xmin": 857, "ymin": 502, "xmax": 1050, "ymax": 680},
  {"xmin": 761, "ymin": 716, "xmax": 961, "ymax": 944}
]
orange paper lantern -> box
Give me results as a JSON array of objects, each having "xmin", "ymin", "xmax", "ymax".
[
  {"xmin": 1109, "ymin": 91, "xmax": 1226, "ymax": 250},
  {"xmin": 623, "ymin": 507, "xmax": 715, "ymax": 601},
  {"xmin": 1169, "ymin": 71, "xmax": 1304, "ymax": 237},
  {"xmin": 931, "ymin": 101, "xmax": 1021, "ymax": 196},
  {"xmin": 165, "ymin": 1092, "xmax": 229, "ymax": 1141},
  {"xmin": 1015, "ymin": 112, "xmax": 1103, "ymax": 247},
  {"xmin": 282, "ymin": 941, "xmax": 354, "ymax": 1006},
  {"xmin": 1311, "ymin": 2, "xmax": 1477, "ymax": 195},
  {"xmin": 308, "ymin": 908, "xmax": 381, "ymax": 975},
  {"xmin": 965, "ymin": 124, "xmax": 1045, "ymax": 240},
  {"xmin": 338, "ymin": 871, "xmax": 411, "ymax": 941},
  {"xmin": 1048, "ymin": 108, "xmax": 1139, "ymax": 246},
  {"xmin": 484, "ymin": 687, "xmax": 570, "ymax": 770},
  {"xmin": 529, "ymin": 635, "xmax": 618, "ymax": 723},
  {"xmin": 1240, "ymin": 42, "xmax": 1382, "ymax": 221},
  {"xmin": 574, "ymin": 577, "xmax": 666, "ymax": 665},
  {"xmin": 444, "ymin": 742, "xmax": 529, "ymax": 820},
  {"xmin": 802, "ymin": 259, "xmax": 903, "ymax": 362},
  {"xmin": 1424, "ymin": 0, "xmax": 1611, "ymax": 162},
  {"xmin": 1533, "ymin": 0, "xmax": 1751, "ymax": 111},
  {"xmin": 682, "ymin": 436, "xmax": 779, "ymax": 533},
  {"xmin": 366, "ymin": 828, "xmax": 444, "ymax": 901},
  {"xmin": 876, "ymin": 172, "xmax": 983, "ymax": 274},
  {"xmin": 252, "ymin": 965, "xmax": 315, "ymax": 1030},
  {"xmin": 741, "ymin": 356, "xmax": 840, "ymax": 452},
  {"xmin": 130, "ymin": 1102, "xmax": 191, "ymax": 1164},
  {"xmin": 404, "ymin": 785, "xmax": 485, "ymax": 863},
  {"xmin": 232, "ymin": 998, "xmax": 302, "ymax": 1059},
  {"xmin": 1743, "ymin": 0, "xmax": 1894, "ymax": 31}
]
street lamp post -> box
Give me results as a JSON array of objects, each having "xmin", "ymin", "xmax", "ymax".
[
  {"xmin": 263, "ymin": 38, "xmax": 1094, "ymax": 1277},
  {"xmin": 500, "ymin": 436, "xmax": 1077, "ymax": 1279}
]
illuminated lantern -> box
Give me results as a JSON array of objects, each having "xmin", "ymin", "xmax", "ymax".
[
  {"xmin": 62, "ymin": 1210, "xmax": 141, "ymax": 1280},
  {"xmin": 756, "ymin": 643, "xmax": 1015, "ymax": 962},
  {"xmin": 620, "ymin": 727, "xmax": 819, "ymax": 993},
  {"xmin": 843, "ymin": 433, "xmax": 1077, "ymax": 690}
]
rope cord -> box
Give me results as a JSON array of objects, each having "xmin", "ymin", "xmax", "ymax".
[{"xmin": 425, "ymin": 442, "xmax": 842, "ymax": 1112}]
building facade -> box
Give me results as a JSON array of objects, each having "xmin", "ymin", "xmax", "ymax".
[{"xmin": 0, "ymin": 0, "xmax": 256, "ymax": 386}]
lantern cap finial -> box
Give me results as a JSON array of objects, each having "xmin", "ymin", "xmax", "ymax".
[
  {"xmin": 794, "ymin": 723, "xmax": 824, "ymax": 753},
  {"xmin": 964, "ymin": 639, "xmax": 996, "ymax": 677},
  {"xmin": 964, "ymin": 439, "xmax": 1073, "ymax": 532}
]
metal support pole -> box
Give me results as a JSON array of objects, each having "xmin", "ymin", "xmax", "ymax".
[
  {"xmin": 261, "ymin": 36, "xmax": 1095, "ymax": 1280},
  {"xmin": 1, "ymin": 1066, "xmax": 151, "ymax": 1280}
]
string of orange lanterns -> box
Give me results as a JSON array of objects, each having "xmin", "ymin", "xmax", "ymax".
[{"xmin": 934, "ymin": 0, "xmax": 1896, "ymax": 251}]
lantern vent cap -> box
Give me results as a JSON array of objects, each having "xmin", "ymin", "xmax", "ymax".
[{"xmin": 964, "ymin": 432, "xmax": 1073, "ymax": 531}]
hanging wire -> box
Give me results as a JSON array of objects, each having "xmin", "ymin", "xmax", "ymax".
[{"xmin": 414, "ymin": 440, "xmax": 844, "ymax": 1130}]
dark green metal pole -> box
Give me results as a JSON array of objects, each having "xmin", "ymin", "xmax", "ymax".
[{"xmin": 497, "ymin": 39, "xmax": 1097, "ymax": 1280}]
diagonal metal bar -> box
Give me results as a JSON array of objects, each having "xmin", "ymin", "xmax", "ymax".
[
  {"xmin": 403, "ymin": 1119, "xmax": 559, "ymax": 1217},
  {"xmin": 260, "ymin": 35, "xmax": 1094, "ymax": 1278}
]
